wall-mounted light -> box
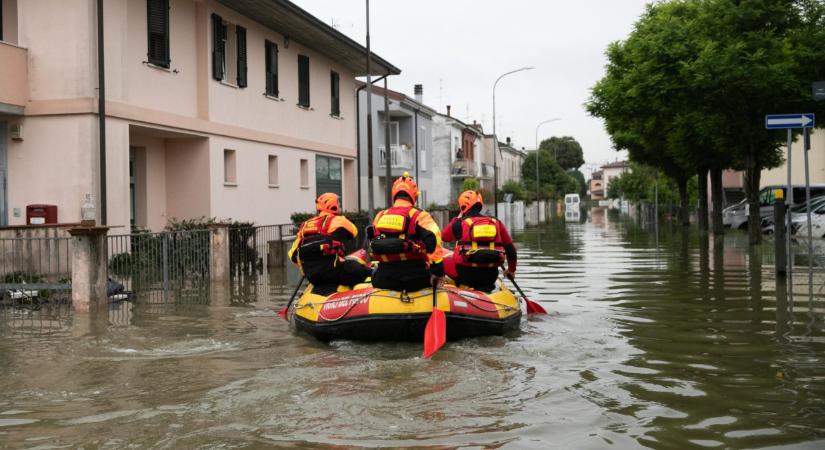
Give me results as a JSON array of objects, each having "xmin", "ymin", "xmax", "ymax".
[{"xmin": 284, "ymin": 36, "xmax": 290, "ymax": 48}]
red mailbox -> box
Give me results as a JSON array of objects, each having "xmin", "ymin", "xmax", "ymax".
[{"xmin": 26, "ymin": 204, "xmax": 58, "ymax": 225}]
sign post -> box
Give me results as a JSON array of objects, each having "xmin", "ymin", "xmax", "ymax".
[{"xmin": 765, "ymin": 113, "xmax": 815, "ymax": 281}]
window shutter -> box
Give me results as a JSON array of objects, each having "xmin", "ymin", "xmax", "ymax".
[
  {"xmin": 298, "ymin": 55, "xmax": 310, "ymax": 107},
  {"xmin": 211, "ymin": 13, "xmax": 224, "ymax": 81},
  {"xmin": 330, "ymin": 71, "xmax": 340, "ymax": 116},
  {"xmin": 236, "ymin": 26, "xmax": 247, "ymax": 88},
  {"xmin": 265, "ymin": 40, "xmax": 279, "ymax": 96},
  {"xmin": 147, "ymin": 0, "xmax": 170, "ymax": 67}
]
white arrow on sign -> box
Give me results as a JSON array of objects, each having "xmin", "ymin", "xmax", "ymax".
[{"xmin": 767, "ymin": 116, "xmax": 813, "ymax": 127}]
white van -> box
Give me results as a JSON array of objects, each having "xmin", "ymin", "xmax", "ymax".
[{"xmin": 564, "ymin": 194, "xmax": 580, "ymax": 210}]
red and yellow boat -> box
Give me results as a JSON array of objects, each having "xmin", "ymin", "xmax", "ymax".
[{"xmin": 291, "ymin": 281, "xmax": 522, "ymax": 342}]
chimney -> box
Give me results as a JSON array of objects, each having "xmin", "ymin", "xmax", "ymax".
[
  {"xmin": 506, "ymin": 137, "xmax": 511, "ymax": 146},
  {"xmin": 446, "ymin": 105, "xmax": 451, "ymax": 117},
  {"xmin": 414, "ymin": 84, "xmax": 423, "ymax": 103}
]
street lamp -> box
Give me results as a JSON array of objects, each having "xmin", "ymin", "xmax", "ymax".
[
  {"xmin": 535, "ymin": 118, "xmax": 561, "ymax": 202},
  {"xmin": 493, "ymin": 66, "xmax": 534, "ymax": 216}
]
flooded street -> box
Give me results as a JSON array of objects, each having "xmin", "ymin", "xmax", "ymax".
[{"xmin": 2, "ymin": 209, "xmax": 825, "ymax": 449}]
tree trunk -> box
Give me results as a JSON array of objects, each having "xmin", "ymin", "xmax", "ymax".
[
  {"xmin": 677, "ymin": 177, "xmax": 690, "ymax": 226},
  {"xmin": 710, "ymin": 167, "xmax": 724, "ymax": 236},
  {"xmin": 745, "ymin": 164, "xmax": 762, "ymax": 245},
  {"xmin": 697, "ymin": 166, "xmax": 709, "ymax": 233}
]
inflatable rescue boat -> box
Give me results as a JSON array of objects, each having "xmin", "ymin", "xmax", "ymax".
[{"xmin": 291, "ymin": 281, "xmax": 522, "ymax": 342}]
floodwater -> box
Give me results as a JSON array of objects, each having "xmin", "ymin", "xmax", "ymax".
[{"xmin": 1, "ymin": 208, "xmax": 825, "ymax": 449}]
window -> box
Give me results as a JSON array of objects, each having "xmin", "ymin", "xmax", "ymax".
[
  {"xmin": 268, "ymin": 155, "xmax": 278, "ymax": 186},
  {"xmin": 419, "ymin": 126, "xmax": 427, "ymax": 172},
  {"xmin": 146, "ymin": 0, "xmax": 170, "ymax": 67},
  {"xmin": 330, "ymin": 71, "xmax": 340, "ymax": 116},
  {"xmin": 211, "ymin": 14, "xmax": 246, "ymax": 87},
  {"xmin": 389, "ymin": 122, "xmax": 399, "ymax": 147},
  {"xmin": 298, "ymin": 55, "xmax": 310, "ymax": 107},
  {"xmin": 224, "ymin": 149, "xmax": 237, "ymax": 184},
  {"xmin": 265, "ymin": 40, "xmax": 278, "ymax": 96},
  {"xmin": 300, "ymin": 158, "xmax": 309, "ymax": 188}
]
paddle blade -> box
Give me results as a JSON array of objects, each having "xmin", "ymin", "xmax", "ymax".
[
  {"xmin": 423, "ymin": 308, "xmax": 446, "ymax": 359},
  {"xmin": 277, "ymin": 306, "xmax": 289, "ymax": 320},
  {"xmin": 525, "ymin": 298, "xmax": 547, "ymax": 315}
]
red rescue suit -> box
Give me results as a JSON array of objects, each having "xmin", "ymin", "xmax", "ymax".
[{"xmin": 443, "ymin": 212, "xmax": 516, "ymax": 292}]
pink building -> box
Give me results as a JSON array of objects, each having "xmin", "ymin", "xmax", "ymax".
[{"xmin": 0, "ymin": 0, "xmax": 398, "ymax": 230}]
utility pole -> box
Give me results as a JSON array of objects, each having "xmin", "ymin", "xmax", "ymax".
[{"xmin": 365, "ymin": 0, "xmax": 374, "ymax": 218}]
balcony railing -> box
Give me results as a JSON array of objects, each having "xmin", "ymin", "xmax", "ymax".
[
  {"xmin": 0, "ymin": 42, "xmax": 28, "ymax": 111},
  {"xmin": 451, "ymin": 159, "xmax": 478, "ymax": 178},
  {"xmin": 378, "ymin": 145, "xmax": 415, "ymax": 170}
]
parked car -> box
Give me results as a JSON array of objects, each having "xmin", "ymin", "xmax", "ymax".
[
  {"xmin": 762, "ymin": 195, "xmax": 825, "ymax": 234},
  {"xmin": 722, "ymin": 185, "xmax": 825, "ymax": 230},
  {"xmin": 795, "ymin": 209, "xmax": 825, "ymax": 239}
]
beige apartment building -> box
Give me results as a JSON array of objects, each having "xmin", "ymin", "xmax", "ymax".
[{"xmin": 0, "ymin": 0, "xmax": 398, "ymax": 230}]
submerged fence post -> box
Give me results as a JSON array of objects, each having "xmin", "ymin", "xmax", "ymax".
[
  {"xmin": 68, "ymin": 226, "xmax": 109, "ymax": 312},
  {"xmin": 774, "ymin": 189, "xmax": 787, "ymax": 276},
  {"xmin": 209, "ymin": 224, "xmax": 230, "ymax": 282}
]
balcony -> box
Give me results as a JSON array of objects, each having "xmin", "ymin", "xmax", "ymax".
[
  {"xmin": 451, "ymin": 159, "xmax": 478, "ymax": 178},
  {"xmin": 378, "ymin": 145, "xmax": 415, "ymax": 171},
  {"xmin": 0, "ymin": 42, "xmax": 28, "ymax": 113},
  {"xmin": 479, "ymin": 163, "xmax": 495, "ymax": 180}
]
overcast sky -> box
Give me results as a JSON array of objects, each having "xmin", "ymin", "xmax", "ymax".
[{"xmin": 294, "ymin": 0, "xmax": 651, "ymax": 176}]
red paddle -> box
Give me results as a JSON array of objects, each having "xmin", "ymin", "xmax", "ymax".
[
  {"xmin": 277, "ymin": 275, "xmax": 306, "ymax": 320},
  {"xmin": 423, "ymin": 281, "xmax": 446, "ymax": 358},
  {"xmin": 504, "ymin": 272, "xmax": 547, "ymax": 314}
]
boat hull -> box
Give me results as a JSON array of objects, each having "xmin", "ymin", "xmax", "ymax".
[{"xmin": 291, "ymin": 282, "xmax": 522, "ymax": 342}]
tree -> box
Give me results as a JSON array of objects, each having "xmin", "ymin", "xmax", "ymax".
[
  {"xmin": 588, "ymin": 0, "xmax": 825, "ymax": 241},
  {"xmin": 539, "ymin": 136, "xmax": 584, "ymax": 171},
  {"xmin": 521, "ymin": 149, "xmax": 578, "ymax": 199},
  {"xmin": 568, "ymin": 170, "xmax": 587, "ymax": 197}
]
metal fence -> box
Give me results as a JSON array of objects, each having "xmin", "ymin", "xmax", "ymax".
[
  {"xmin": 0, "ymin": 237, "xmax": 72, "ymax": 308},
  {"xmin": 108, "ymin": 230, "xmax": 211, "ymax": 301}
]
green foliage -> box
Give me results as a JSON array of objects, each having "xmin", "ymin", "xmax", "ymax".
[
  {"xmin": 165, "ymin": 217, "xmax": 254, "ymax": 231},
  {"xmin": 568, "ymin": 170, "xmax": 586, "ymax": 197},
  {"xmin": 539, "ymin": 136, "xmax": 584, "ymax": 170},
  {"xmin": 500, "ymin": 180, "xmax": 528, "ymax": 202},
  {"xmin": 521, "ymin": 149, "xmax": 579, "ymax": 200},
  {"xmin": 460, "ymin": 178, "xmax": 481, "ymax": 192},
  {"xmin": 290, "ymin": 210, "xmax": 370, "ymax": 226},
  {"xmin": 605, "ymin": 164, "xmax": 698, "ymax": 207},
  {"xmin": 588, "ymin": 0, "xmax": 825, "ymax": 232}
]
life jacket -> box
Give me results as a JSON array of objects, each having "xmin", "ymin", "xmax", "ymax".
[
  {"xmin": 296, "ymin": 214, "xmax": 345, "ymax": 262},
  {"xmin": 369, "ymin": 206, "xmax": 428, "ymax": 262},
  {"xmin": 455, "ymin": 216, "xmax": 506, "ymax": 268}
]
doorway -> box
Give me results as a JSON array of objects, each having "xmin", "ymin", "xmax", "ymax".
[{"xmin": 0, "ymin": 123, "xmax": 7, "ymax": 226}]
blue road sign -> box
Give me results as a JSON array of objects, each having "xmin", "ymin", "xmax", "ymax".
[{"xmin": 765, "ymin": 114, "xmax": 815, "ymax": 129}]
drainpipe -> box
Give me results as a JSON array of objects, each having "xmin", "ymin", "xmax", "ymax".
[
  {"xmin": 96, "ymin": 0, "xmax": 107, "ymax": 225},
  {"xmin": 384, "ymin": 76, "xmax": 391, "ymax": 206},
  {"xmin": 414, "ymin": 109, "xmax": 419, "ymax": 182}
]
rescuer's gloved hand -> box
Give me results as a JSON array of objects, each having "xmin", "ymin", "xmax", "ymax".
[{"xmin": 503, "ymin": 270, "xmax": 515, "ymax": 281}]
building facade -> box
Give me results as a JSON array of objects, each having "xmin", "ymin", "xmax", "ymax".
[
  {"xmin": 601, "ymin": 160, "xmax": 631, "ymax": 197},
  {"xmin": 589, "ymin": 170, "xmax": 604, "ymax": 200},
  {"xmin": 0, "ymin": 0, "xmax": 397, "ymax": 229},
  {"xmin": 357, "ymin": 83, "xmax": 435, "ymax": 210},
  {"xmin": 498, "ymin": 138, "xmax": 526, "ymax": 188},
  {"xmin": 431, "ymin": 113, "xmax": 484, "ymax": 206}
]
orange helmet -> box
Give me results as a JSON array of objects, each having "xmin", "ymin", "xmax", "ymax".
[
  {"xmin": 315, "ymin": 192, "xmax": 340, "ymax": 214},
  {"xmin": 458, "ymin": 190, "xmax": 483, "ymax": 214},
  {"xmin": 391, "ymin": 172, "xmax": 419, "ymax": 204}
]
